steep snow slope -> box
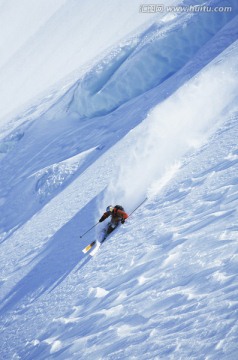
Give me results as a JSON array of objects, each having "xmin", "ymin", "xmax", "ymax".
[
  {"xmin": 1, "ymin": 44, "xmax": 238, "ymax": 358},
  {"xmin": 72, "ymin": 1, "xmax": 238, "ymax": 117},
  {"xmin": 22, "ymin": 109, "xmax": 238, "ymax": 359},
  {"xmin": 1, "ymin": 1, "xmax": 238, "ymax": 359},
  {"xmin": 0, "ymin": 0, "xmax": 160, "ymax": 125},
  {"xmin": 1, "ymin": 2, "xmax": 237, "ymax": 234}
]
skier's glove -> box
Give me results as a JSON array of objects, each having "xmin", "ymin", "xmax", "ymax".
[
  {"xmin": 99, "ymin": 218, "xmax": 103, "ymax": 222},
  {"xmin": 121, "ymin": 219, "xmax": 125, "ymax": 224}
]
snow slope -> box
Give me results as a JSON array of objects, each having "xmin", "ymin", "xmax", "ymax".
[
  {"xmin": 0, "ymin": 0, "xmax": 159, "ymax": 126},
  {"xmin": 1, "ymin": 1, "xmax": 238, "ymax": 359}
]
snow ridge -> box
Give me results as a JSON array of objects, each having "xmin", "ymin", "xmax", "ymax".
[{"xmin": 72, "ymin": 1, "xmax": 238, "ymax": 117}]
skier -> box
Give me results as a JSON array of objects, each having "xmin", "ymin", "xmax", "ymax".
[{"xmin": 98, "ymin": 205, "xmax": 128, "ymax": 242}]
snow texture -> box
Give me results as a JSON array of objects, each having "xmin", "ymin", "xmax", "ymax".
[{"xmin": 1, "ymin": 0, "xmax": 238, "ymax": 359}]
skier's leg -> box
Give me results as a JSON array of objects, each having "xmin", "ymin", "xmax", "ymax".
[
  {"xmin": 99, "ymin": 222, "xmax": 119, "ymax": 243},
  {"xmin": 98, "ymin": 227, "xmax": 107, "ymax": 243},
  {"xmin": 106, "ymin": 225, "xmax": 114, "ymax": 235},
  {"xmin": 106, "ymin": 222, "xmax": 118, "ymax": 236}
]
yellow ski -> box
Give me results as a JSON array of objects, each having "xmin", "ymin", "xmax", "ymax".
[{"xmin": 82, "ymin": 240, "xmax": 96, "ymax": 254}]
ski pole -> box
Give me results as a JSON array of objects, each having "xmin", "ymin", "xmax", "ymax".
[
  {"xmin": 128, "ymin": 197, "xmax": 147, "ymax": 218},
  {"xmin": 80, "ymin": 222, "xmax": 99, "ymax": 238}
]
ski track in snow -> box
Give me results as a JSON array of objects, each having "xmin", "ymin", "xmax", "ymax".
[{"xmin": 1, "ymin": 1, "xmax": 238, "ymax": 359}]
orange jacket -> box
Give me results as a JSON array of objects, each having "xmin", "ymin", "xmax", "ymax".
[{"xmin": 99, "ymin": 207, "xmax": 128, "ymax": 225}]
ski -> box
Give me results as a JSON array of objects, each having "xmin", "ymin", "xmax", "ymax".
[
  {"xmin": 82, "ymin": 235, "xmax": 107, "ymax": 256},
  {"xmin": 82, "ymin": 240, "xmax": 96, "ymax": 254},
  {"xmin": 90, "ymin": 242, "xmax": 101, "ymax": 256},
  {"xmin": 90, "ymin": 236, "xmax": 109, "ymax": 256}
]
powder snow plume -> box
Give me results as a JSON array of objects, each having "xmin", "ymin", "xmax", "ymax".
[{"xmin": 102, "ymin": 45, "xmax": 238, "ymax": 214}]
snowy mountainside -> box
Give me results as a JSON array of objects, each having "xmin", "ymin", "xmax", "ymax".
[
  {"xmin": 72, "ymin": 0, "xmax": 238, "ymax": 118},
  {"xmin": 1, "ymin": 2, "xmax": 238, "ymax": 234},
  {"xmin": 1, "ymin": 1, "xmax": 238, "ymax": 359},
  {"xmin": 0, "ymin": 0, "xmax": 159, "ymax": 126},
  {"xmin": 20, "ymin": 108, "xmax": 238, "ymax": 360}
]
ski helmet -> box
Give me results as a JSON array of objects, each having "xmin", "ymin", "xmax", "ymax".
[{"xmin": 106, "ymin": 205, "xmax": 113, "ymax": 213}]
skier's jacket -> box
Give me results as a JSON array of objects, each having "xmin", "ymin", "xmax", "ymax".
[{"xmin": 99, "ymin": 206, "xmax": 128, "ymax": 225}]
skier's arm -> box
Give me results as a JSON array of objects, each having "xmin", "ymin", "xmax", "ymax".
[{"xmin": 99, "ymin": 212, "xmax": 110, "ymax": 222}]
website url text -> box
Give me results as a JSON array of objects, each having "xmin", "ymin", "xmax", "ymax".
[{"xmin": 139, "ymin": 4, "xmax": 232, "ymax": 13}]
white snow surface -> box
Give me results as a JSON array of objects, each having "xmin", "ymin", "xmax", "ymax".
[
  {"xmin": 1, "ymin": 1, "xmax": 238, "ymax": 359},
  {"xmin": 0, "ymin": 0, "xmax": 161, "ymax": 126}
]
